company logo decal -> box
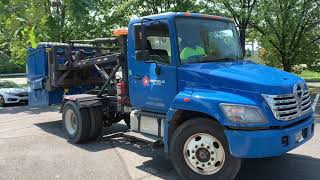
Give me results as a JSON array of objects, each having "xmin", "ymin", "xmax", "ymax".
[
  {"xmin": 293, "ymin": 83, "xmax": 303, "ymax": 98},
  {"xmin": 142, "ymin": 76, "xmax": 166, "ymax": 86},
  {"xmin": 143, "ymin": 76, "xmax": 150, "ymax": 86},
  {"xmin": 293, "ymin": 83, "xmax": 304, "ymax": 113}
]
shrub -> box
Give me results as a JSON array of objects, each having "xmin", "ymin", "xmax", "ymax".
[{"xmin": 292, "ymin": 64, "xmax": 308, "ymax": 74}]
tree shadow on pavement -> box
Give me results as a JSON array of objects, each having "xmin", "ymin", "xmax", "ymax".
[
  {"xmin": 35, "ymin": 120, "xmax": 320, "ymax": 180},
  {"xmin": 35, "ymin": 119, "xmax": 179, "ymax": 179},
  {"xmin": 35, "ymin": 120, "xmax": 66, "ymax": 139},
  {"xmin": 236, "ymin": 154, "xmax": 320, "ymax": 180},
  {"xmin": 35, "ymin": 120, "xmax": 129, "ymax": 145},
  {"xmin": 35, "ymin": 120, "xmax": 165, "ymax": 156}
]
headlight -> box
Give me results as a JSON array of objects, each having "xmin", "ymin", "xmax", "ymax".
[{"xmin": 220, "ymin": 103, "xmax": 267, "ymax": 124}]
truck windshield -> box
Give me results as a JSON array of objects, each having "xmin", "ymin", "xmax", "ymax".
[{"xmin": 175, "ymin": 18, "xmax": 243, "ymax": 64}]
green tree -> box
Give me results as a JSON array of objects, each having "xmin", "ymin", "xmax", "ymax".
[
  {"xmin": 0, "ymin": 0, "xmax": 48, "ymax": 65},
  {"xmin": 125, "ymin": 0, "xmax": 202, "ymax": 16},
  {"xmin": 0, "ymin": 0, "xmax": 125, "ymax": 65},
  {"xmin": 251, "ymin": 0, "xmax": 320, "ymax": 72},
  {"xmin": 204, "ymin": 0, "xmax": 259, "ymax": 56}
]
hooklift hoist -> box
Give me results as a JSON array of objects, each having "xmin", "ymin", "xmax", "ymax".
[
  {"xmin": 60, "ymin": 12, "xmax": 315, "ymax": 180},
  {"xmin": 61, "ymin": 31, "xmax": 132, "ymax": 137}
]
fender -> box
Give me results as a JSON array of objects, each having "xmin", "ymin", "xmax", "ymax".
[
  {"xmin": 163, "ymin": 89, "xmax": 257, "ymax": 153},
  {"xmin": 60, "ymin": 94, "xmax": 103, "ymax": 113}
]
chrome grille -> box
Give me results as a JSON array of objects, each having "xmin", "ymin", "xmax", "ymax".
[{"xmin": 263, "ymin": 90, "xmax": 312, "ymax": 121}]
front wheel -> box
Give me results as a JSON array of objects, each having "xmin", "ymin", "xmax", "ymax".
[
  {"xmin": 170, "ymin": 118, "xmax": 241, "ymax": 180},
  {"xmin": 0, "ymin": 95, "xmax": 5, "ymax": 107}
]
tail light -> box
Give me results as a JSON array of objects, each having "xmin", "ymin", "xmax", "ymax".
[{"xmin": 116, "ymin": 81, "xmax": 128, "ymax": 104}]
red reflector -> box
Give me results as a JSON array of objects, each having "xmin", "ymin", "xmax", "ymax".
[{"xmin": 183, "ymin": 98, "xmax": 191, "ymax": 102}]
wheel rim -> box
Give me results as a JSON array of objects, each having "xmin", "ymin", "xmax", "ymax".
[
  {"xmin": 65, "ymin": 109, "xmax": 78, "ymax": 136},
  {"xmin": 0, "ymin": 96, "xmax": 4, "ymax": 106},
  {"xmin": 183, "ymin": 133, "xmax": 225, "ymax": 175}
]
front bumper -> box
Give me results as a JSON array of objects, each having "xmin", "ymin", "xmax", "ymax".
[
  {"xmin": 225, "ymin": 115, "xmax": 314, "ymax": 158},
  {"xmin": 3, "ymin": 94, "xmax": 28, "ymax": 104}
]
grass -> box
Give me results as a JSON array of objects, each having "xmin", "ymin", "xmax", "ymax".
[
  {"xmin": 309, "ymin": 87, "xmax": 320, "ymax": 93},
  {"xmin": 296, "ymin": 70, "xmax": 320, "ymax": 81}
]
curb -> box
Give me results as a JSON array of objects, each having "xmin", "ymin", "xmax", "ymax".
[
  {"xmin": 306, "ymin": 80, "xmax": 320, "ymax": 83},
  {"xmin": 0, "ymin": 73, "xmax": 26, "ymax": 78}
]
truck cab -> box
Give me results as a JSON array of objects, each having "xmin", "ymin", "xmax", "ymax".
[{"xmin": 61, "ymin": 12, "xmax": 314, "ymax": 180}]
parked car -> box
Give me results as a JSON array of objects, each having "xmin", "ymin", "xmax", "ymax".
[{"xmin": 0, "ymin": 80, "xmax": 28, "ymax": 107}]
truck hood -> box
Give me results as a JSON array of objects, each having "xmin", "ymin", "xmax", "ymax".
[{"xmin": 178, "ymin": 61, "xmax": 304, "ymax": 95}]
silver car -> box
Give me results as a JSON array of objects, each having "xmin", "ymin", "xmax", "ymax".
[{"xmin": 0, "ymin": 81, "xmax": 28, "ymax": 107}]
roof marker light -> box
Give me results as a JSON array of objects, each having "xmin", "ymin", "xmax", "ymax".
[
  {"xmin": 210, "ymin": 15, "xmax": 222, "ymax": 20},
  {"xmin": 113, "ymin": 29, "xmax": 128, "ymax": 36},
  {"xmin": 184, "ymin": 12, "xmax": 192, "ymax": 16}
]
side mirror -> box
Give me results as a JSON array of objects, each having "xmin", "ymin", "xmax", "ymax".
[
  {"xmin": 135, "ymin": 50, "xmax": 150, "ymax": 61},
  {"xmin": 134, "ymin": 18, "xmax": 151, "ymax": 52}
]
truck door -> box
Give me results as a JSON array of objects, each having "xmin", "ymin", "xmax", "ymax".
[{"xmin": 128, "ymin": 19, "xmax": 177, "ymax": 113}]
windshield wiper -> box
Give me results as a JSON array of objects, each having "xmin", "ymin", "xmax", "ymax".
[
  {"xmin": 195, "ymin": 57, "xmax": 238, "ymax": 63},
  {"xmin": 184, "ymin": 55, "xmax": 241, "ymax": 64},
  {"xmin": 210, "ymin": 57, "xmax": 237, "ymax": 61},
  {"xmin": 184, "ymin": 55, "xmax": 206, "ymax": 63}
]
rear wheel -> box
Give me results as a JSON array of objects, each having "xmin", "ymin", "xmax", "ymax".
[
  {"xmin": 170, "ymin": 118, "xmax": 241, "ymax": 180},
  {"xmin": 88, "ymin": 106, "xmax": 103, "ymax": 140},
  {"xmin": 62, "ymin": 101, "xmax": 91, "ymax": 143},
  {"xmin": 0, "ymin": 95, "xmax": 5, "ymax": 107}
]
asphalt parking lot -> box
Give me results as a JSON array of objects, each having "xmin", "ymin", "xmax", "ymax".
[{"xmin": 0, "ymin": 97, "xmax": 319, "ymax": 180}]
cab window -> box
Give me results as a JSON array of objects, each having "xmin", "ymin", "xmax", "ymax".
[{"xmin": 134, "ymin": 20, "xmax": 171, "ymax": 65}]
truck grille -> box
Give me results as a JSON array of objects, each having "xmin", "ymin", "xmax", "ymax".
[{"xmin": 263, "ymin": 90, "xmax": 312, "ymax": 121}]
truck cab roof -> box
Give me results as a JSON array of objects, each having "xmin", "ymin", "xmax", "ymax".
[{"xmin": 129, "ymin": 12, "xmax": 234, "ymax": 24}]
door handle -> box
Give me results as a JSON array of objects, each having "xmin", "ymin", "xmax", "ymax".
[{"xmin": 133, "ymin": 75, "xmax": 142, "ymax": 80}]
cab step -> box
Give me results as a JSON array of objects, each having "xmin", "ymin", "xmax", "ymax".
[{"xmin": 123, "ymin": 131, "xmax": 161, "ymax": 143}]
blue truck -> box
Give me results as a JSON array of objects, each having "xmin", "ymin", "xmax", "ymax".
[{"xmin": 61, "ymin": 12, "xmax": 314, "ymax": 180}]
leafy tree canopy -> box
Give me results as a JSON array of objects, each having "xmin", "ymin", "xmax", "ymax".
[{"xmin": 0, "ymin": 0, "xmax": 319, "ymax": 73}]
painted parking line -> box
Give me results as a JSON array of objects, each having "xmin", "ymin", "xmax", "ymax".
[{"xmin": 312, "ymin": 94, "xmax": 319, "ymax": 111}]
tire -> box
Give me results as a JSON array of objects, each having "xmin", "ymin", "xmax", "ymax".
[
  {"xmin": 124, "ymin": 115, "xmax": 130, "ymax": 128},
  {"xmin": 170, "ymin": 118, "xmax": 241, "ymax": 180},
  {"xmin": 0, "ymin": 95, "xmax": 5, "ymax": 107},
  {"xmin": 62, "ymin": 101, "xmax": 91, "ymax": 143},
  {"xmin": 88, "ymin": 106, "xmax": 103, "ymax": 140}
]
